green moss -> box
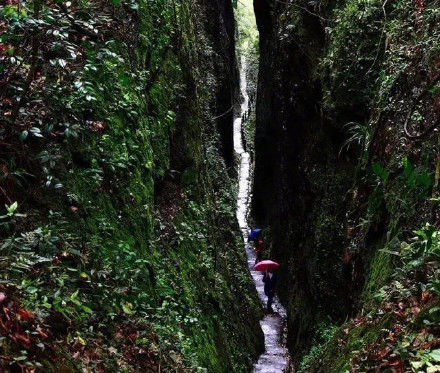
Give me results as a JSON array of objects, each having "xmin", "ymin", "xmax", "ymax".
[
  {"xmin": 297, "ymin": 320, "xmax": 338, "ymax": 373},
  {"xmin": 306, "ymin": 314, "xmax": 392, "ymax": 373},
  {"xmin": 1, "ymin": 0, "xmax": 262, "ymax": 370},
  {"xmin": 362, "ymin": 247, "xmax": 393, "ymax": 308},
  {"xmin": 319, "ymin": 0, "xmax": 384, "ymax": 113}
]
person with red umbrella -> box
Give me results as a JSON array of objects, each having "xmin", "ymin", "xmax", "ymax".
[
  {"xmin": 263, "ymin": 270, "xmax": 277, "ymax": 313},
  {"xmin": 254, "ymin": 260, "xmax": 279, "ymax": 312}
]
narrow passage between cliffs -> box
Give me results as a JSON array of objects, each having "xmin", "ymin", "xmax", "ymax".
[{"xmin": 233, "ymin": 51, "xmax": 292, "ymax": 372}]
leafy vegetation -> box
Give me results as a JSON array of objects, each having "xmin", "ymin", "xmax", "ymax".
[
  {"xmin": 254, "ymin": 0, "xmax": 440, "ymax": 370},
  {"xmin": 298, "ymin": 224, "xmax": 440, "ymax": 372},
  {"xmin": 294, "ymin": 0, "xmax": 440, "ymax": 366},
  {"xmin": 297, "ymin": 321, "xmax": 338, "ymax": 373},
  {"xmin": 0, "ymin": 0, "xmax": 262, "ymax": 371}
]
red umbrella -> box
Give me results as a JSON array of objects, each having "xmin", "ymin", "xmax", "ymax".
[{"xmin": 254, "ymin": 260, "xmax": 280, "ymax": 272}]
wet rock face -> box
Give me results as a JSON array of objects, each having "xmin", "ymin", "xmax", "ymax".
[
  {"xmin": 203, "ymin": 0, "xmax": 238, "ymax": 168},
  {"xmin": 169, "ymin": 1, "xmax": 237, "ymax": 173},
  {"xmin": 252, "ymin": 1, "xmax": 356, "ymax": 359}
]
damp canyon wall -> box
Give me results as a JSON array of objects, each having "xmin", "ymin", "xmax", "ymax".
[{"xmin": 253, "ymin": 0, "xmax": 440, "ymax": 370}]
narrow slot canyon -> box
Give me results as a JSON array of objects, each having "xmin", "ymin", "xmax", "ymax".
[
  {"xmin": 2, "ymin": 0, "xmax": 440, "ymax": 371},
  {"xmin": 233, "ymin": 5, "xmax": 291, "ymax": 367}
]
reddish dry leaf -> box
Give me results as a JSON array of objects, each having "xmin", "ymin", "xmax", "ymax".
[
  {"xmin": 354, "ymin": 317, "xmax": 366, "ymax": 327},
  {"xmin": 410, "ymin": 306, "xmax": 421, "ymax": 315},
  {"xmin": 420, "ymin": 339, "xmax": 440, "ymax": 350},
  {"xmin": 374, "ymin": 347, "xmax": 389, "ymax": 360},
  {"xmin": 1, "ymin": 97, "xmax": 13, "ymax": 105},
  {"xmin": 384, "ymin": 302, "xmax": 393, "ymax": 311},
  {"xmin": 421, "ymin": 291, "xmax": 433, "ymax": 303},
  {"xmin": 17, "ymin": 308, "xmax": 34, "ymax": 322},
  {"xmin": 3, "ymin": 306, "xmax": 12, "ymax": 321},
  {"xmin": 388, "ymin": 358, "xmax": 405, "ymax": 371},
  {"xmin": 38, "ymin": 329, "xmax": 48, "ymax": 339},
  {"xmin": 12, "ymin": 332, "xmax": 31, "ymax": 347},
  {"xmin": 93, "ymin": 121, "xmax": 105, "ymax": 131},
  {"xmin": 393, "ymin": 310, "xmax": 406, "ymax": 318}
]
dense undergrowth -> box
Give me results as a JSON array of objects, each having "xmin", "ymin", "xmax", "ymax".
[
  {"xmin": 306, "ymin": 0, "xmax": 440, "ymax": 369},
  {"xmin": 0, "ymin": 0, "xmax": 263, "ymax": 371},
  {"xmin": 253, "ymin": 0, "xmax": 440, "ymax": 370}
]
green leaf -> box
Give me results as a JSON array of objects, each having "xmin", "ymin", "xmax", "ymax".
[
  {"xmin": 6, "ymin": 201, "xmax": 18, "ymax": 216},
  {"xmin": 411, "ymin": 361, "xmax": 425, "ymax": 369},
  {"xmin": 71, "ymin": 289, "xmax": 79, "ymax": 300},
  {"xmin": 429, "ymin": 349, "xmax": 440, "ymax": 362},
  {"xmin": 372, "ymin": 162, "xmax": 389, "ymax": 182},
  {"xmin": 82, "ymin": 305, "xmax": 93, "ymax": 313},
  {"xmin": 30, "ymin": 127, "xmax": 43, "ymax": 138},
  {"xmin": 20, "ymin": 130, "xmax": 28, "ymax": 141},
  {"xmin": 26, "ymin": 287, "xmax": 38, "ymax": 294},
  {"xmin": 122, "ymin": 303, "xmax": 133, "ymax": 314},
  {"xmin": 403, "ymin": 157, "xmax": 413, "ymax": 178}
]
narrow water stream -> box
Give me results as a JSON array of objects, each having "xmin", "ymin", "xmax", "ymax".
[{"xmin": 234, "ymin": 56, "xmax": 292, "ymax": 373}]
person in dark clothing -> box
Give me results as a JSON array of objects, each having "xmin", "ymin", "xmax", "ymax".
[
  {"xmin": 262, "ymin": 270, "xmax": 277, "ymax": 313},
  {"xmin": 254, "ymin": 236, "xmax": 264, "ymax": 264}
]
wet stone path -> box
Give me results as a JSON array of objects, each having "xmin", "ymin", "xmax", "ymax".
[{"xmin": 233, "ymin": 55, "xmax": 292, "ymax": 373}]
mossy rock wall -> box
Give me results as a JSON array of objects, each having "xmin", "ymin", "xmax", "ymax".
[
  {"xmin": 253, "ymin": 0, "xmax": 440, "ymax": 370},
  {"xmin": 0, "ymin": 0, "xmax": 263, "ymax": 371}
]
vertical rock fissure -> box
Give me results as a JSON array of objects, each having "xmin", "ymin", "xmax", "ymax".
[{"xmin": 234, "ymin": 51, "xmax": 292, "ymax": 373}]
